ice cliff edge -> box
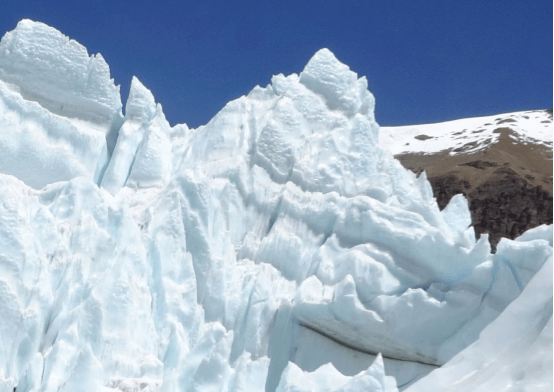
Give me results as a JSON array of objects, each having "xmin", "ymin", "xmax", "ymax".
[{"xmin": 0, "ymin": 20, "xmax": 123, "ymax": 188}]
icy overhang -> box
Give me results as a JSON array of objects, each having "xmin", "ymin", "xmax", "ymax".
[{"xmin": 0, "ymin": 19, "xmax": 122, "ymax": 126}]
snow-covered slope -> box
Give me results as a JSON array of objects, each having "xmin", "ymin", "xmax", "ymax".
[
  {"xmin": 380, "ymin": 111, "xmax": 552, "ymax": 157},
  {"xmin": 0, "ymin": 20, "xmax": 551, "ymax": 392}
]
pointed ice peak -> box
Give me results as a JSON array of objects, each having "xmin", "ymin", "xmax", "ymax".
[
  {"xmin": 363, "ymin": 353, "xmax": 398, "ymax": 391},
  {"xmin": 0, "ymin": 19, "xmax": 122, "ymax": 126},
  {"xmin": 365, "ymin": 353, "xmax": 386, "ymax": 383},
  {"xmin": 299, "ymin": 48, "xmax": 375, "ymax": 117},
  {"xmin": 372, "ymin": 353, "xmax": 385, "ymax": 370},
  {"xmin": 275, "ymin": 356, "xmax": 399, "ymax": 391},
  {"xmin": 302, "ymin": 48, "xmax": 342, "ymax": 73},
  {"xmin": 101, "ymin": 76, "xmax": 172, "ymax": 194},
  {"xmin": 125, "ymin": 76, "xmax": 157, "ymax": 122}
]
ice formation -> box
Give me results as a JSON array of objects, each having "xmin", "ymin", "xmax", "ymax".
[{"xmin": 0, "ymin": 20, "xmax": 551, "ymax": 392}]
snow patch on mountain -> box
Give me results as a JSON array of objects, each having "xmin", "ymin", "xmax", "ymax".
[{"xmin": 380, "ymin": 110, "xmax": 553, "ymax": 156}]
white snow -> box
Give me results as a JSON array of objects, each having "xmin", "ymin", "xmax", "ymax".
[
  {"xmin": 380, "ymin": 110, "xmax": 553, "ymax": 156},
  {"xmin": 0, "ymin": 20, "xmax": 551, "ymax": 392}
]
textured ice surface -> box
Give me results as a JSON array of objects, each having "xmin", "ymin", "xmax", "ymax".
[
  {"xmin": 101, "ymin": 76, "xmax": 172, "ymax": 194},
  {"xmin": 0, "ymin": 20, "xmax": 551, "ymax": 392},
  {"xmin": 0, "ymin": 20, "xmax": 123, "ymax": 189},
  {"xmin": 405, "ymin": 257, "xmax": 553, "ymax": 392},
  {"xmin": 0, "ymin": 20, "xmax": 121, "ymax": 125},
  {"xmin": 275, "ymin": 354, "xmax": 398, "ymax": 392}
]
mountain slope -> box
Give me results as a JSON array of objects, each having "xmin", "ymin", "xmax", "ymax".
[{"xmin": 381, "ymin": 110, "xmax": 553, "ymax": 250}]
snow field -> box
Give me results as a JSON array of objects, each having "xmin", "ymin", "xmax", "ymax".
[{"xmin": 380, "ymin": 110, "xmax": 553, "ymax": 156}]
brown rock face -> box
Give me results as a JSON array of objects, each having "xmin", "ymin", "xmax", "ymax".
[
  {"xmin": 393, "ymin": 111, "xmax": 553, "ymax": 252},
  {"xmin": 427, "ymin": 167, "xmax": 552, "ymax": 251}
]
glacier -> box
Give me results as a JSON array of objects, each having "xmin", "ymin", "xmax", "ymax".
[{"xmin": 0, "ymin": 19, "xmax": 551, "ymax": 392}]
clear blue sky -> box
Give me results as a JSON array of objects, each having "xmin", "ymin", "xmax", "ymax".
[{"xmin": 1, "ymin": 1, "xmax": 552, "ymax": 128}]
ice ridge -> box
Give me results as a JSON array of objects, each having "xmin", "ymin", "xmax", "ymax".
[{"xmin": 0, "ymin": 20, "xmax": 551, "ymax": 392}]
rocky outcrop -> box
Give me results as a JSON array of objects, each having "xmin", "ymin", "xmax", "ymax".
[{"xmin": 428, "ymin": 167, "xmax": 552, "ymax": 251}]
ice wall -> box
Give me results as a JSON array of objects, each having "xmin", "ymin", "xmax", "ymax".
[
  {"xmin": 0, "ymin": 20, "xmax": 551, "ymax": 392},
  {"xmin": 0, "ymin": 20, "xmax": 123, "ymax": 189}
]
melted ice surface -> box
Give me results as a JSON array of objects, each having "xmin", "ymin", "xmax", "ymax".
[{"xmin": 0, "ymin": 20, "xmax": 551, "ymax": 392}]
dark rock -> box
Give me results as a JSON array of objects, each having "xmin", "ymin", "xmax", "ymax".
[
  {"xmin": 414, "ymin": 134, "xmax": 433, "ymax": 140},
  {"xmin": 497, "ymin": 118, "xmax": 517, "ymax": 124},
  {"xmin": 459, "ymin": 160, "xmax": 499, "ymax": 170},
  {"xmin": 428, "ymin": 170, "xmax": 552, "ymax": 252}
]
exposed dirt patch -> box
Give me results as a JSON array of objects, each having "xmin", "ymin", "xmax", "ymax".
[
  {"xmin": 497, "ymin": 118, "xmax": 517, "ymax": 124},
  {"xmin": 493, "ymin": 127, "xmax": 513, "ymax": 134},
  {"xmin": 452, "ymin": 141, "xmax": 481, "ymax": 153},
  {"xmin": 414, "ymin": 134, "xmax": 433, "ymax": 141},
  {"xmin": 460, "ymin": 160, "xmax": 499, "ymax": 170}
]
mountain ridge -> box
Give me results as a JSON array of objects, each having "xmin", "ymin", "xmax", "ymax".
[{"xmin": 381, "ymin": 110, "xmax": 553, "ymax": 250}]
